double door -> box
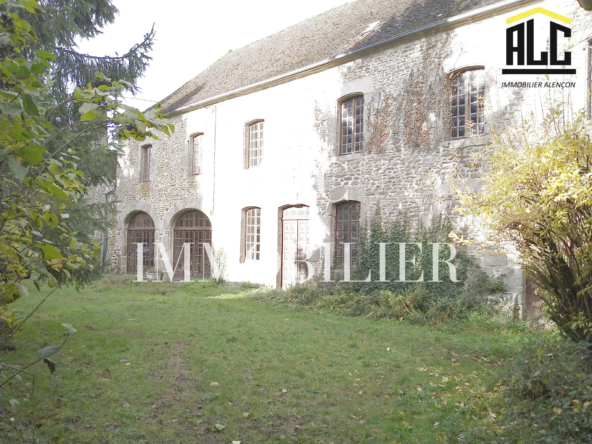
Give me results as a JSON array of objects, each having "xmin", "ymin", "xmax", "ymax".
[{"xmin": 281, "ymin": 206, "xmax": 310, "ymax": 288}]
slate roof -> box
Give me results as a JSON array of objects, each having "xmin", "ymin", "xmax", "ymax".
[{"xmin": 158, "ymin": 0, "xmax": 512, "ymax": 113}]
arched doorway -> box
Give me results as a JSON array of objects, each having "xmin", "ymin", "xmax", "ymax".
[
  {"xmin": 127, "ymin": 212, "xmax": 155, "ymax": 274},
  {"xmin": 174, "ymin": 210, "xmax": 212, "ymax": 278},
  {"xmin": 281, "ymin": 205, "xmax": 310, "ymax": 288}
]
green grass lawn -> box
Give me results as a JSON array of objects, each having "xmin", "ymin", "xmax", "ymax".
[{"xmin": 1, "ymin": 277, "xmax": 527, "ymax": 443}]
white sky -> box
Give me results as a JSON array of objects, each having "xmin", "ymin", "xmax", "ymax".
[{"xmin": 76, "ymin": 0, "xmax": 350, "ymax": 108}]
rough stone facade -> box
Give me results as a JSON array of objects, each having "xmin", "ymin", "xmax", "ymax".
[{"xmin": 107, "ymin": 0, "xmax": 590, "ymax": 314}]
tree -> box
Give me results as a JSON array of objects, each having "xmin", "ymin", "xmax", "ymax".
[
  {"xmin": 453, "ymin": 105, "xmax": 592, "ymax": 343},
  {"xmin": 0, "ymin": 6, "xmax": 172, "ymax": 439},
  {"xmin": 3, "ymin": 0, "xmax": 155, "ymax": 97},
  {"xmin": 0, "ymin": 0, "xmax": 174, "ymax": 334},
  {"xmin": 0, "ymin": 0, "xmax": 157, "ymax": 267}
]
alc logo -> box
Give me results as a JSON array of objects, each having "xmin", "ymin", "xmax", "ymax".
[{"xmin": 503, "ymin": 8, "xmax": 575, "ymax": 75}]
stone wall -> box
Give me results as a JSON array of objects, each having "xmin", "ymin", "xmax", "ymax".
[{"xmin": 109, "ymin": 0, "xmax": 589, "ymax": 312}]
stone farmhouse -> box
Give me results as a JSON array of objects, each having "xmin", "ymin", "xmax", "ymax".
[{"xmin": 106, "ymin": 0, "xmax": 591, "ymax": 315}]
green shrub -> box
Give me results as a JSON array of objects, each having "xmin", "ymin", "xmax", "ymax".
[
  {"xmin": 354, "ymin": 211, "xmax": 470, "ymax": 297},
  {"xmin": 256, "ymin": 212, "xmax": 506, "ymax": 324},
  {"xmin": 183, "ymin": 278, "xmax": 219, "ymax": 290},
  {"xmin": 354, "ymin": 211, "xmax": 505, "ymax": 322},
  {"xmin": 255, "ymin": 273, "xmax": 503, "ymax": 325},
  {"xmin": 465, "ymin": 335, "xmax": 592, "ymax": 443}
]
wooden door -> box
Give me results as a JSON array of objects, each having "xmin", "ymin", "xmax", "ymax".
[
  {"xmin": 281, "ymin": 206, "xmax": 310, "ymax": 288},
  {"xmin": 127, "ymin": 212, "xmax": 155, "ymax": 274},
  {"xmin": 173, "ymin": 210, "xmax": 212, "ymax": 279}
]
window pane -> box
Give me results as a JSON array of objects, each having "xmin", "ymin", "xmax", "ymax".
[
  {"xmin": 451, "ymin": 71, "xmax": 485, "ymax": 138},
  {"xmin": 335, "ymin": 201, "xmax": 360, "ymax": 268},
  {"xmin": 340, "ymin": 96, "xmax": 364, "ymax": 155},
  {"xmin": 248, "ymin": 121, "xmax": 263, "ymax": 168},
  {"xmin": 245, "ymin": 208, "xmax": 261, "ymax": 260}
]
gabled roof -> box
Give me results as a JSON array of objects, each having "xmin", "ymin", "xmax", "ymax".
[{"xmin": 157, "ymin": 0, "xmax": 517, "ymax": 113}]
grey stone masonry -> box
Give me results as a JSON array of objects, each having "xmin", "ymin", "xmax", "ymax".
[{"xmin": 107, "ymin": 0, "xmax": 589, "ymax": 316}]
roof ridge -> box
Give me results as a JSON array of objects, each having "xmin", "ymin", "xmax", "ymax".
[{"xmin": 154, "ymin": 0, "xmax": 526, "ymax": 114}]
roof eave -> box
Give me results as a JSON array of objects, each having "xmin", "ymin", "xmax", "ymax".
[{"xmin": 169, "ymin": 0, "xmax": 543, "ymax": 117}]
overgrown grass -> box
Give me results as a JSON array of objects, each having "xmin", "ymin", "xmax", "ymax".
[
  {"xmin": 1, "ymin": 276, "xmax": 534, "ymax": 443},
  {"xmin": 253, "ymin": 279, "xmax": 528, "ymax": 335}
]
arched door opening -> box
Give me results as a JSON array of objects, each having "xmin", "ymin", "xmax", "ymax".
[
  {"xmin": 174, "ymin": 210, "xmax": 212, "ymax": 279},
  {"xmin": 127, "ymin": 212, "xmax": 155, "ymax": 274}
]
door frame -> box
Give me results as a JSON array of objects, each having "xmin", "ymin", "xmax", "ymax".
[
  {"xmin": 279, "ymin": 204, "xmax": 310, "ymax": 289},
  {"xmin": 172, "ymin": 210, "xmax": 212, "ymax": 279}
]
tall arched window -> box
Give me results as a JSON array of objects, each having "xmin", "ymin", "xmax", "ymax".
[
  {"xmin": 335, "ymin": 201, "xmax": 360, "ymax": 268},
  {"xmin": 174, "ymin": 210, "xmax": 212, "ymax": 278},
  {"xmin": 451, "ymin": 69, "xmax": 485, "ymax": 138},
  {"xmin": 340, "ymin": 95, "xmax": 364, "ymax": 155},
  {"xmin": 127, "ymin": 212, "xmax": 155, "ymax": 274}
]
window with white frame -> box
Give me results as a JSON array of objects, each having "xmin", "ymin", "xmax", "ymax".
[
  {"xmin": 191, "ymin": 133, "xmax": 203, "ymax": 175},
  {"xmin": 247, "ymin": 121, "xmax": 264, "ymax": 168},
  {"xmin": 245, "ymin": 207, "xmax": 261, "ymax": 260},
  {"xmin": 451, "ymin": 70, "xmax": 485, "ymax": 138},
  {"xmin": 340, "ymin": 95, "xmax": 364, "ymax": 155}
]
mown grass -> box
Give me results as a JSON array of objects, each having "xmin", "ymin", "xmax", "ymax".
[{"xmin": 1, "ymin": 277, "xmax": 533, "ymax": 443}]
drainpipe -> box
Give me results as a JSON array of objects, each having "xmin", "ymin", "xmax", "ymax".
[
  {"xmin": 211, "ymin": 105, "xmax": 217, "ymax": 216},
  {"xmin": 100, "ymin": 182, "xmax": 116, "ymax": 267}
]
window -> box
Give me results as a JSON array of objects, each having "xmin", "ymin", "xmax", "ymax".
[
  {"xmin": 340, "ymin": 95, "xmax": 364, "ymax": 155},
  {"xmin": 127, "ymin": 212, "xmax": 155, "ymax": 274},
  {"xmin": 335, "ymin": 201, "xmax": 360, "ymax": 268},
  {"xmin": 451, "ymin": 70, "xmax": 485, "ymax": 138},
  {"xmin": 141, "ymin": 145, "xmax": 151, "ymax": 182},
  {"xmin": 246, "ymin": 120, "xmax": 264, "ymax": 168},
  {"xmin": 191, "ymin": 134, "xmax": 203, "ymax": 175},
  {"xmin": 244, "ymin": 207, "xmax": 261, "ymax": 261}
]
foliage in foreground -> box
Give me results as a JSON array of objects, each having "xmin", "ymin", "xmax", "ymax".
[
  {"xmin": 0, "ymin": 1, "xmax": 173, "ymax": 433},
  {"xmin": 10, "ymin": 0, "xmax": 158, "ymax": 266},
  {"xmin": 465, "ymin": 335, "xmax": 592, "ymax": 444},
  {"xmin": 454, "ymin": 106, "xmax": 592, "ymax": 343},
  {"xmin": 0, "ymin": 0, "xmax": 173, "ymax": 332}
]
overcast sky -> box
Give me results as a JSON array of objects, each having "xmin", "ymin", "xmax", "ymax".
[{"xmin": 76, "ymin": 0, "xmax": 350, "ymax": 108}]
